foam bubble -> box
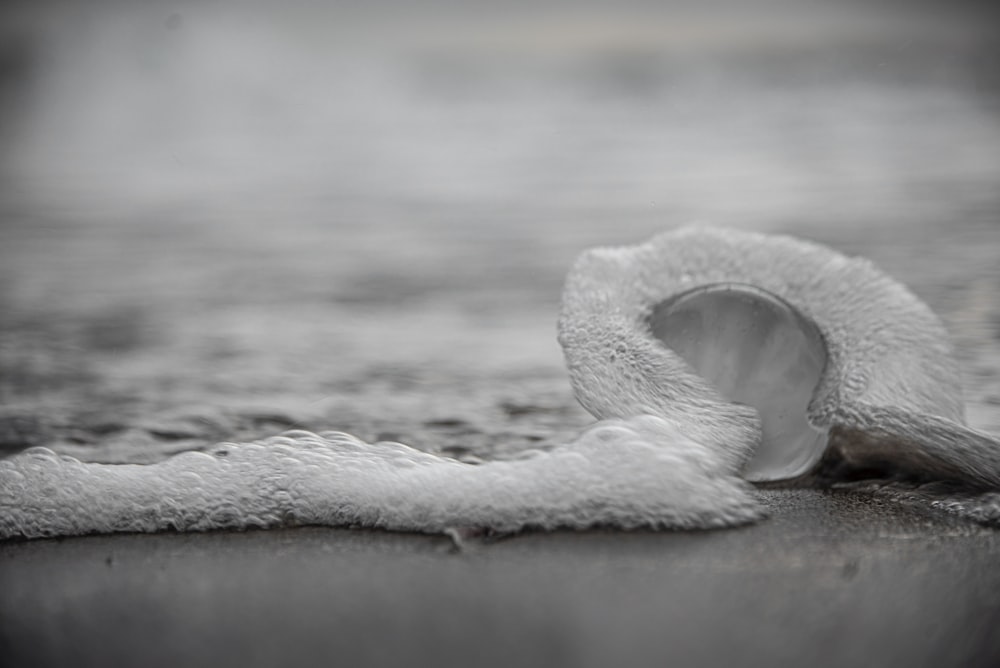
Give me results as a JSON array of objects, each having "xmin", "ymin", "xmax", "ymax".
[{"xmin": 0, "ymin": 416, "xmax": 762, "ymax": 539}]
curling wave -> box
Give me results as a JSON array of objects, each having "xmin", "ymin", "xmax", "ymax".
[{"xmin": 3, "ymin": 226, "xmax": 999, "ymax": 539}]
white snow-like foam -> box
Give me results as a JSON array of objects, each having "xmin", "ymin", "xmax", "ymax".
[{"xmin": 0, "ymin": 415, "xmax": 762, "ymax": 540}]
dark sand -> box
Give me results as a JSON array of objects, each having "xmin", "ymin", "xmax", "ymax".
[
  {"xmin": 3, "ymin": 491, "xmax": 1000, "ymax": 668},
  {"xmin": 2, "ymin": 1, "xmax": 1000, "ymax": 667}
]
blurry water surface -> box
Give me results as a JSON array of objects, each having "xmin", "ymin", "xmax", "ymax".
[
  {"xmin": 4, "ymin": 1, "xmax": 999, "ymax": 228},
  {"xmin": 1, "ymin": 0, "xmax": 998, "ymax": 458}
]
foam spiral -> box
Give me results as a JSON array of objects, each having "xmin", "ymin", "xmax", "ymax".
[{"xmin": 2, "ymin": 226, "xmax": 998, "ymax": 539}]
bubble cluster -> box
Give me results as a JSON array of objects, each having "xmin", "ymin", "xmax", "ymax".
[{"xmin": 0, "ymin": 416, "xmax": 763, "ymax": 540}]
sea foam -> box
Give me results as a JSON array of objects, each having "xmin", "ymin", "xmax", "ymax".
[{"xmin": 0, "ymin": 415, "xmax": 763, "ymax": 539}]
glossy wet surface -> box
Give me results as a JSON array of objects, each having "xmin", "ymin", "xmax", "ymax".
[
  {"xmin": 651, "ymin": 283, "xmax": 829, "ymax": 481},
  {"xmin": 2, "ymin": 490, "xmax": 999, "ymax": 668}
]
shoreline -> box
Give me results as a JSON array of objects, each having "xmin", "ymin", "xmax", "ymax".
[{"xmin": 3, "ymin": 489, "xmax": 999, "ymax": 668}]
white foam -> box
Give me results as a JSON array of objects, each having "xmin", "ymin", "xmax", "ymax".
[{"xmin": 0, "ymin": 415, "xmax": 762, "ymax": 539}]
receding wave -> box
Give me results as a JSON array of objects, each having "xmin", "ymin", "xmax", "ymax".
[{"xmin": 0, "ymin": 415, "xmax": 763, "ymax": 540}]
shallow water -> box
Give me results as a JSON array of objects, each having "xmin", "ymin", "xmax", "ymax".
[{"xmin": 1, "ymin": 1, "xmax": 999, "ymax": 531}]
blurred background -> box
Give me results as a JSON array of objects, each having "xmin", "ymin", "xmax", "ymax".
[{"xmin": 1, "ymin": 0, "xmax": 998, "ymax": 461}]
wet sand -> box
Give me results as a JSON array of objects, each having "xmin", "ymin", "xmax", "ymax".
[
  {"xmin": 2, "ymin": 1, "xmax": 1000, "ymax": 666},
  {"xmin": 3, "ymin": 490, "xmax": 1000, "ymax": 668}
]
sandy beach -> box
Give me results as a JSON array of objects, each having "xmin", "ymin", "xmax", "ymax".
[
  {"xmin": 3, "ymin": 490, "xmax": 1000, "ymax": 668},
  {"xmin": 1, "ymin": 0, "xmax": 999, "ymax": 665}
]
